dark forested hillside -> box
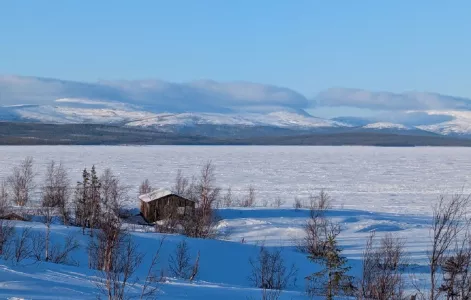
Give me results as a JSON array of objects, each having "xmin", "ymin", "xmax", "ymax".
[{"xmin": 1, "ymin": 122, "xmax": 471, "ymax": 146}]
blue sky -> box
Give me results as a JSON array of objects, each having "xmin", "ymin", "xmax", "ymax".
[{"xmin": 1, "ymin": 0, "xmax": 471, "ymax": 98}]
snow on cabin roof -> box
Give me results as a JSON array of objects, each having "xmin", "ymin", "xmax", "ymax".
[{"xmin": 139, "ymin": 188, "xmax": 194, "ymax": 203}]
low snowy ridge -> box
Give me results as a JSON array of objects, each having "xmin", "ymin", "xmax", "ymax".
[
  {"xmin": 416, "ymin": 110, "xmax": 471, "ymax": 135},
  {"xmin": 126, "ymin": 111, "xmax": 346, "ymax": 129},
  {"xmin": 363, "ymin": 122, "xmax": 410, "ymax": 130},
  {"xmin": 3, "ymin": 100, "xmax": 346, "ymax": 130}
]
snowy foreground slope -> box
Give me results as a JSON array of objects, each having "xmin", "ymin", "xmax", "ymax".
[
  {"xmin": 0, "ymin": 208, "xmax": 432, "ymax": 299},
  {"xmin": 0, "ymin": 145, "xmax": 467, "ymax": 299}
]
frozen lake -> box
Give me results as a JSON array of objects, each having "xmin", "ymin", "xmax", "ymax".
[{"xmin": 0, "ymin": 145, "xmax": 470, "ymax": 215}]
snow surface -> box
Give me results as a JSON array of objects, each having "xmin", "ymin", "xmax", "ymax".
[
  {"xmin": 0, "ymin": 146, "xmax": 469, "ymax": 215},
  {"xmin": 0, "ymin": 145, "xmax": 461, "ymax": 299},
  {"xmin": 363, "ymin": 122, "xmax": 409, "ymax": 130},
  {"xmin": 126, "ymin": 111, "xmax": 343, "ymax": 129},
  {"xmin": 7, "ymin": 101, "xmax": 345, "ymax": 129},
  {"xmin": 139, "ymin": 188, "xmax": 190, "ymax": 203},
  {"xmin": 0, "ymin": 208, "xmax": 432, "ymax": 299}
]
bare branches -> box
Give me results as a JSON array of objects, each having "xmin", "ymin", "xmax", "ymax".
[
  {"xmin": 299, "ymin": 190, "xmax": 337, "ymax": 258},
  {"xmin": 272, "ymin": 197, "xmax": 285, "ymax": 208},
  {"xmin": 309, "ymin": 189, "xmax": 332, "ymax": 211},
  {"xmin": 241, "ymin": 186, "xmax": 256, "ymax": 207},
  {"xmin": 173, "ymin": 170, "xmax": 189, "ymax": 197},
  {"xmin": 428, "ymin": 194, "xmax": 470, "ymax": 300},
  {"xmin": 139, "ymin": 179, "xmax": 152, "ymax": 196},
  {"xmin": 0, "ymin": 219, "xmax": 15, "ymax": 257},
  {"xmin": 168, "ymin": 239, "xmax": 200, "ymax": 283},
  {"xmin": 0, "ymin": 180, "xmax": 10, "ymax": 216},
  {"xmin": 96, "ymin": 233, "xmax": 144, "ymax": 300},
  {"xmin": 12, "ymin": 227, "xmax": 32, "ymax": 263},
  {"xmin": 100, "ymin": 168, "xmax": 129, "ymax": 220},
  {"xmin": 49, "ymin": 233, "xmax": 80, "ymax": 266},
  {"xmin": 168, "ymin": 239, "xmax": 192, "ymax": 279},
  {"xmin": 7, "ymin": 157, "xmax": 35, "ymax": 206},
  {"xmin": 293, "ymin": 197, "xmax": 303, "ymax": 210},
  {"xmin": 248, "ymin": 245, "xmax": 298, "ymax": 292},
  {"xmin": 178, "ymin": 162, "xmax": 221, "ymax": 239},
  {"xmin": 42, "ymin": 160, "xmax": 69, "ymax": 207},
  {"xmin": 189, "ymin": 250, "xmax": 200, "ymax": 282},
  {"xmin": 42, "ymin": 161, "xmax": 70, "ymax": 225},
  {"xmin": 197, "ymin": 161, "xmax": 220, "ymax": 217},
  {"xmin": 140, "ymin": 237, "xmax": 165, "ymax": 300},
  {"xmin": 358, "ymin": 232, "xmax": 407, "ymax": 300},
  {"xmin": 222, "ymin": 188, "xmax": 233, "ymax": 207},
  {"xmin": 439, "ymin": 231, "xmax": 471, "ymax": 299}
]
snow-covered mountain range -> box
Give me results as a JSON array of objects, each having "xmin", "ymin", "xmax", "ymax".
[{"xmin": 3, "ymin": 75, "xmax": 471, "ymax": 138}]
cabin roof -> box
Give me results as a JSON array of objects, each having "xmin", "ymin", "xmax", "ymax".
[{"xmin": 139, "ymin": 188, "xmax": 195, "ymax": 203}]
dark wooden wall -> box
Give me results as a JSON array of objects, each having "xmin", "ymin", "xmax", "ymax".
[{"xmin": 141, "ymin": 194, "xmax": 195, "ymax": 223}]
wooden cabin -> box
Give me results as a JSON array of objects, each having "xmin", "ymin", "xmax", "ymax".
[
  {"xmin": 139, "ymin": 188, "xmax": 196, "ymax": 223},
  {"xmin": 0, "ymin": 212, "xmax": 27, "ymax": 221}
]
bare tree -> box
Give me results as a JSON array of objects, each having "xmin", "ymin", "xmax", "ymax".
[
  {"xmin": 428, "ymin": 194, "xmax": 470, "ymax": 300},
  {"xmin": 272, "ymin": 197, "xmax": 285, "ymax": 208},
  {"xmin": 0, "ymin": 180, "xmax": 9, "ymax": 216},
  {"xmin": 168, "ymin": 239, "xmax": 193, "ymax": 279},
  {"xmin": 100, "ymin": 168, "xmax": 129, "ymax": 220},
  {"xmin": 309, "ymin": 189, "xmax": 332, "ymax": 211},
  {"xmin": 154, "ymin": 204, "xmax": 180, "ymax": 234},
  {"xmin": 49, "ymin": 233, "xmax": 80, "ymax": 266},
  {"xmin": 89, "ymin": 178, "xmax": 145, "ymax": 300},
  {"xmin": 40, "ymin": 205, "xmax": 54, "ymax": 262},
  {"xmin": 42, "ymin": 160, "xmax": 70, "ymax": 224},
  {"xmin": 95, "ymin": 232, "xmax": 144, "ymax": 300},
  {"xmin": 139, "ymin": 179, "xmax": 152, "ymax": 196},
  {"xmin": 358, "ymin": 232, "xmax": 407, "ymax": 300},
  {"xmin": 223, "ymin": 187, "xmax": 233, "ymax": 207},
  {"xmin": 241, "ymin": 186, "xmax": 256, "ymax": 207},
  {"xmin": 197, "ymin": 161, "xmax": 220, "ymax": 217},
  {"xmin": 181, "ymin": 162, "xmax": 220, "ymax": 239},
  {"xmin": 293, "ymin": 197, "xmax": 303, "ymax": 210},
  {"xmin": 8, "ymin": 157, "xmax": 35, "ymax": 206},
  {"xmin": 189, "ymin": 250, "xmax": 200, "ymax": 282},
  {"xmin": 0, "ymin": 180, "xmax": 14, "ymax": 259},
  {"xmin": 0, "ymin": 218, "xmax": 15, "ymax": 257},
  {"xmin": 12, "ymin": 227, "xmax": 32, "ymax": 263},
  {"xmin": 299, "ymin": 191, "xmax": 337, "ymax": 258},
  {"xmin": 31, "ymin": 231, "xmax": 46, "ymax": 262},
  {"xmin": 261, "ymin": 198, "xmax": 269, "ymax": 208},
  {"xmin": 140, "ymin": 237, "xmax": 165, "ymax": 300},
  {"xmin": 173, "ymin": 170, "xmax": 189, "ymax": 197},
  {"xmin": 249, "ymin": 245, "xmax": 298, "ymax": 292},
  {"xmin": 92, "ymin": 214, "xmax": 121, "ymax": 272},
  {"xmin": 438, "ymin": 230, "xmax": 471, "ymax": 299}
]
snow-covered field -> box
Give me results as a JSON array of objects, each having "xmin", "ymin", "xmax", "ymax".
[
  {"xmin": 0, "ymin": 145, "xmax": 470, "ymax": 215},
  {"xmin": 0, "ymin": 145, "xmax": 469, "ymax": 299}
]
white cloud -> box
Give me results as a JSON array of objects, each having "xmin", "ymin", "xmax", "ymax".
[
  {"xmin": 0, "ymin": 75, "xmax": 307, "ymax": 113},
  {"xmin": 314, "ymin": 88, "xmax": 471, "ymax": 111}
]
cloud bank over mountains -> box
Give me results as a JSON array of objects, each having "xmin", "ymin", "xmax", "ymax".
[
  {"xmin": 314, "ymin": 88, "xmax": 471, "ymax": 111},
  {"xmin": 4, "ymin": 75, "xmax": 471, "ymax": 136},
  {"xmin": 0, "ymin": 75, "xmax": 308, "ymax": 113},
  {"xmin": 3, "ymin": 75, "xmax": 471, "ymax": 113}
]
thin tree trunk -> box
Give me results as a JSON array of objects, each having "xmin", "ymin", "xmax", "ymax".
[{"xmin": 45, "ymin": 224, "xmax": 50, "ymax": 261}]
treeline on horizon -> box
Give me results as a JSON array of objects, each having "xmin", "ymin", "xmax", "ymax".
[{"xmin": 0, "ymin": 121, "xmax": 471, "ymax": 146}]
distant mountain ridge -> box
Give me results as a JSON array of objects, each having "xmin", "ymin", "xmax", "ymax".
[{"xmin": 3, "ymin": 75, "xmax": 471, "ymax": 138}]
